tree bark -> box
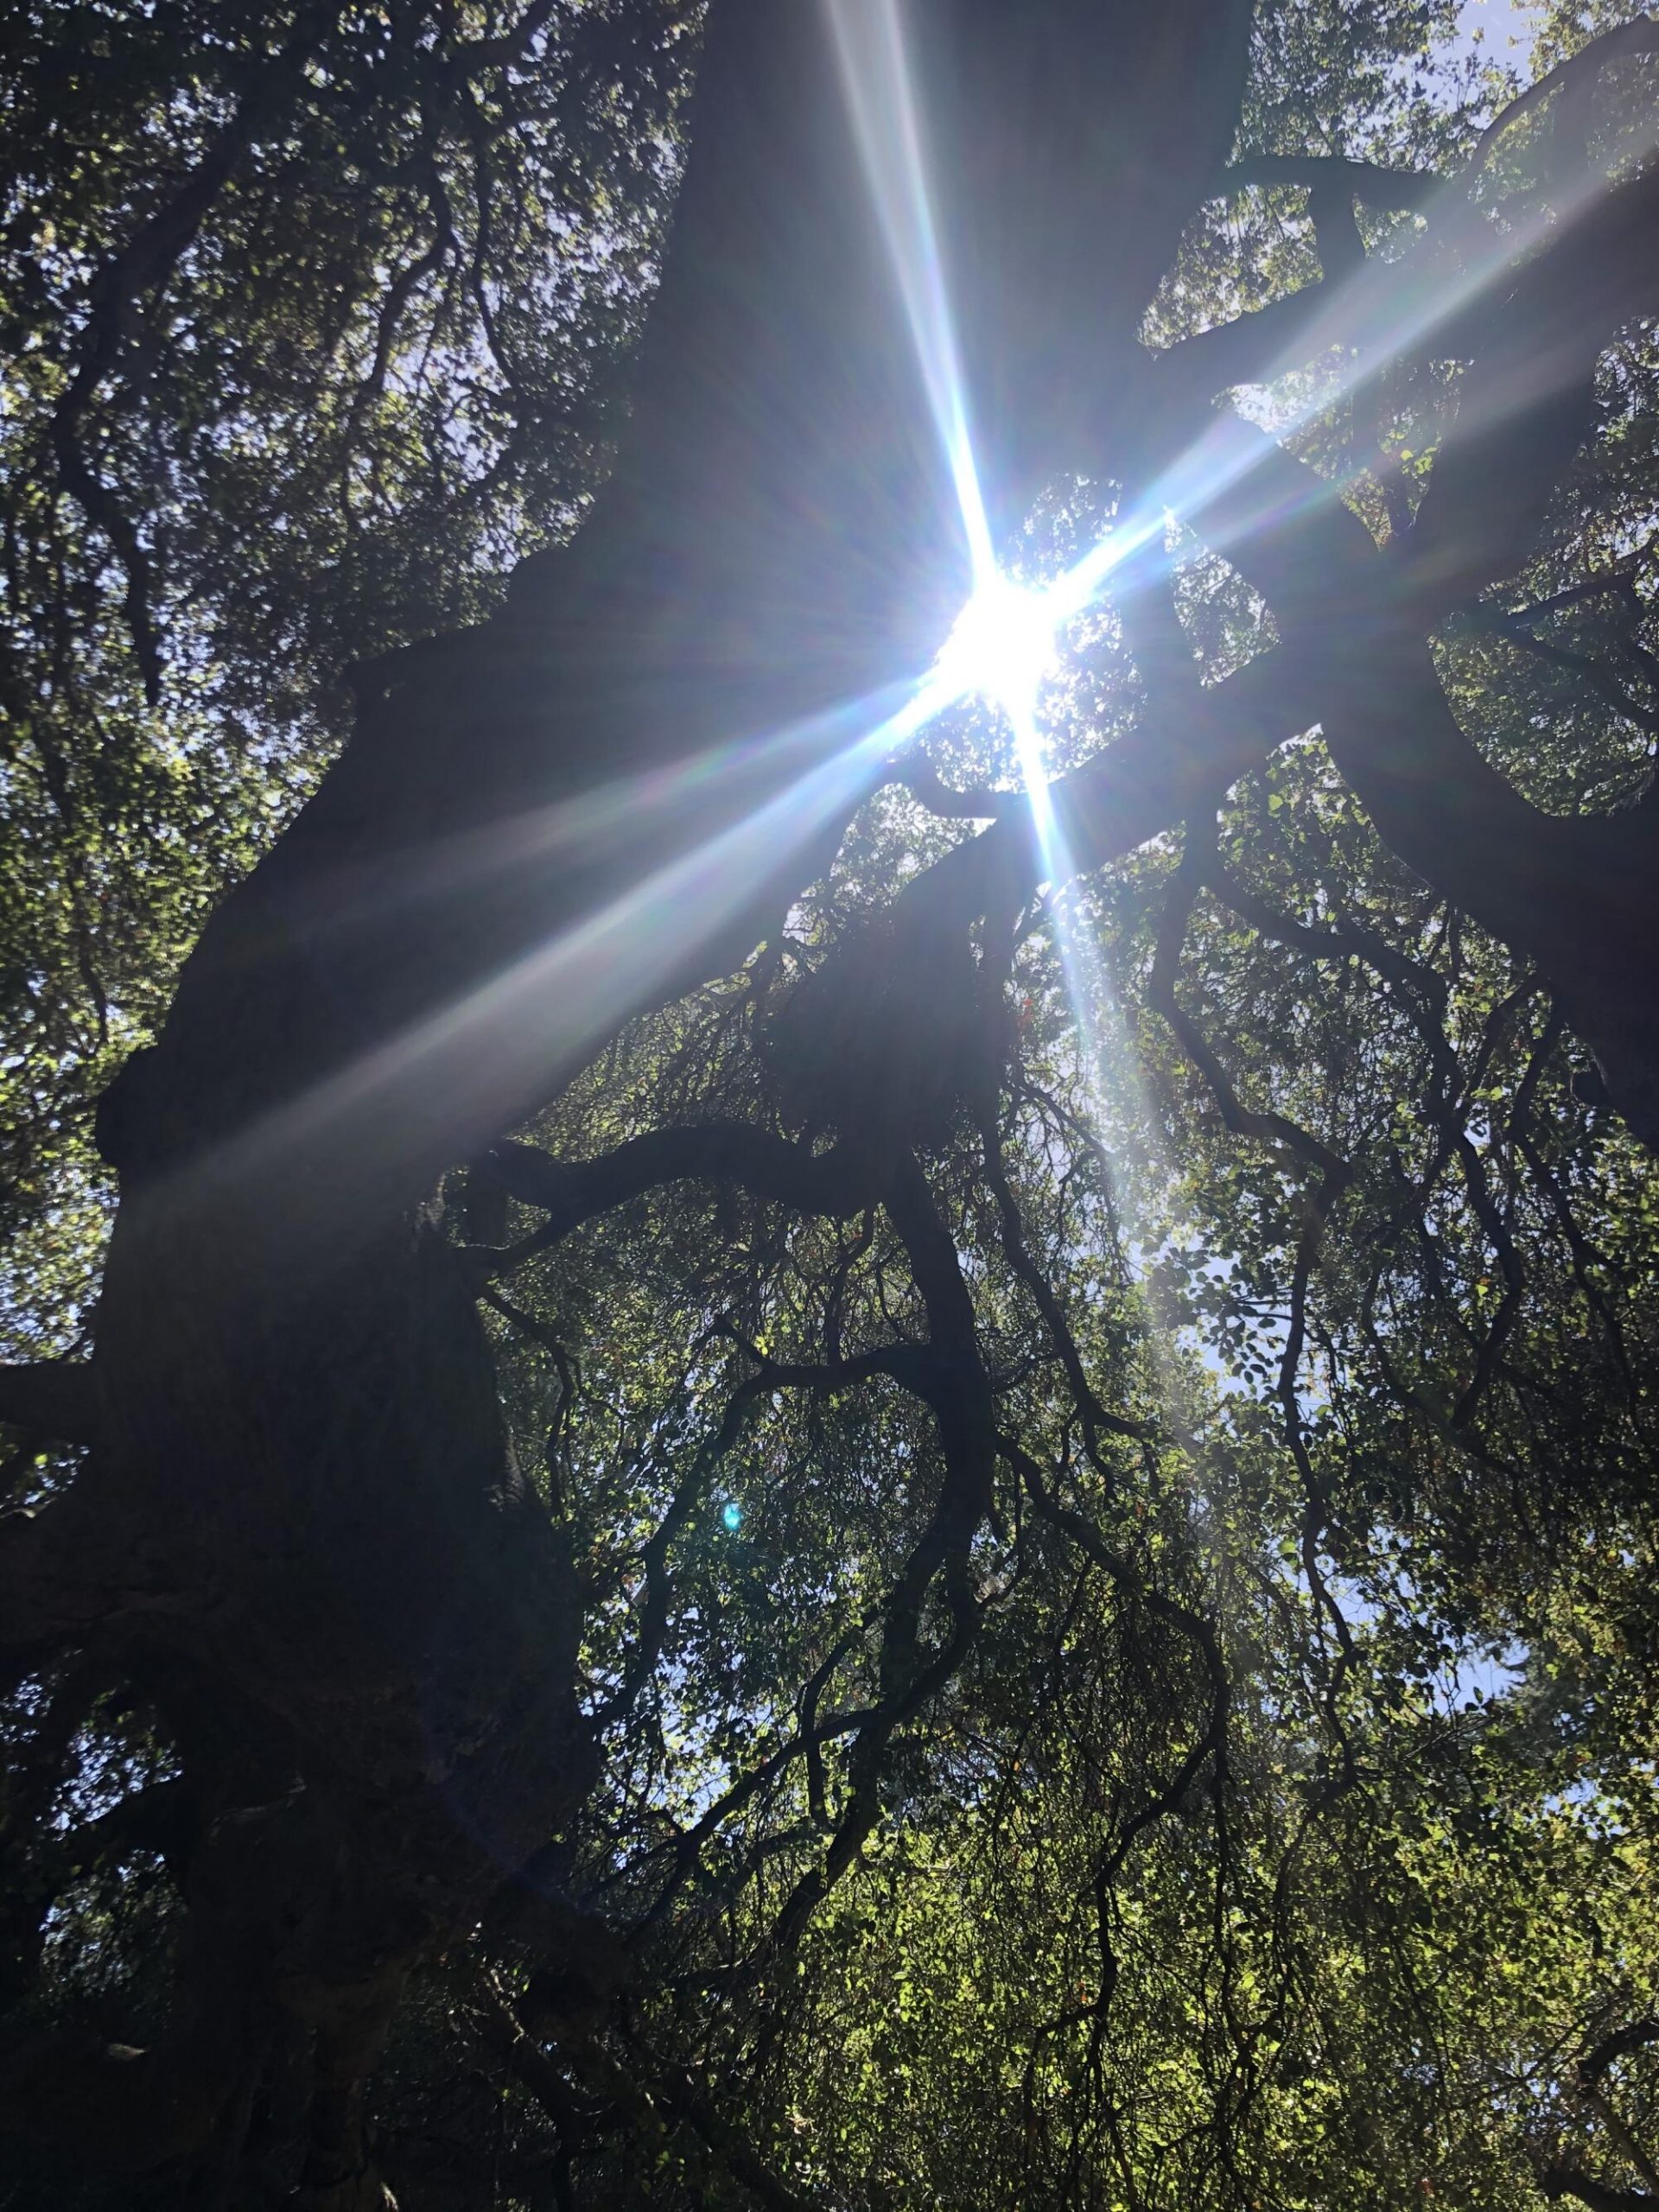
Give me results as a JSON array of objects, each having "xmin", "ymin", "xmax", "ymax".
[{"xmin": 8, "ymin": 0, "xmax": 1253, "ymax": 2183}]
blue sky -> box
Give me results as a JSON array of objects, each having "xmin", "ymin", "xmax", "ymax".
[{"xmin": 1452, "ymin": 0, "xmax": 1540, "ymax": 62}]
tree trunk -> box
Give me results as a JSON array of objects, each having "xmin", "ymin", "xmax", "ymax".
[{"xmin": 5, "ymin": 0, "xmax": 1252, "ymax": 2185}]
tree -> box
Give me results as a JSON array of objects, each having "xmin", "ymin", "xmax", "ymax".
[{"xmin": 3, "ymin": 1, "xmax": 1659, "ymax": 2206}]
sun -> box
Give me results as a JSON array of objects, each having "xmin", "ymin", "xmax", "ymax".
[{"xmin": 934, "ymin": 571, "xmax": 1063, "ymax": 729}]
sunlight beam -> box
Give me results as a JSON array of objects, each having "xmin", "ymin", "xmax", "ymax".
[
  {"xmin": 165, "ymin": 675, "xmax": 955, "ymax": 1211},
  {"xmin": 825, "ymin": 0, "xmax": 995, "ymax": 588},
  {"xmin": 934, "ymin": 573, "xmax": 1065, "ymax": 734},
  {"xmin": 1053, "ymin": 98, "xmax": 1659, "ymax": 624}
]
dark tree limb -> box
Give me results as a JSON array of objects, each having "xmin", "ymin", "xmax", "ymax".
[
  {"xmin": 0, "ymin": 1493, "xmax": 137, "ymax": 1668},
  {"xmin": 1541, "ymin": 2169, "xmax": 1653, "ymax": 2212},
  {"xmin": 1154, "ymin": 280, "xmax": 1347, "ymax": 402},
  {"xmin": 481, "ymin": 1124, "xmax": 878, "ymax": 1268},
  {"xmin": 1405, "ymin": 159, "xmax": 1659, "ymax": 611},
  {"xmin": 1222, "ymin": 156, "xmax": 1447, "ymax": 209},
  {"xmin": 0, "ymin": 1790, "xmax": 344, "ymax": 2173},
  {"xmin": 0, "ymin": 1363, "xmax": 99, "ymax": 1446},
  {"xmin": 1466, "ymin": 15, "xmax": 1659, "ymax": 180},
  {"xmin": 900, "ymin": 761, "xmax": 1018, "ymax": 821},
  {"xmin": 895, "ymin": 636, "xmax": 1329, "ymax": 961}
]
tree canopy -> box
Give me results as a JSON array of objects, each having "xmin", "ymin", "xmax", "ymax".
[{"xmin": 3, "ymin": 3, "xmax": 1659, "ymax": 2209}]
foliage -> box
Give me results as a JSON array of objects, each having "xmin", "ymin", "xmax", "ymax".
[
  {"xmin": 5, "ymin": 3, "xmax": 1659, "ymax": 2209},
  {"xmin": 0, "ymin": 0, "xmax": 690, "ymax": 1350}
]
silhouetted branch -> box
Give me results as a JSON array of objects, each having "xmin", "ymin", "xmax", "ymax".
[
  {"xmin": 480, "ymin": 1124, "xmax": 879, "ymax": 1270},
  {"xmin": 1223, "ymin": 156, "xmax": 1447, "ymax": 208},
  {"xmin": 1541, "ymin": 2168, "xmax": 1653, "ymax": 2212},
  {"xmin": 0, "ymin": 1363, "xmax": 99, "ymax": 1446}
]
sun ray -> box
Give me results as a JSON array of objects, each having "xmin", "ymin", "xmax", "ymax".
[
  {"xmin": 825, "ymin": 0, "xmax": 995, "ymax": 589},
  {"xmin": 162, "ymin": 675, "xmax": 951, "ymax": 1207},
  {"xmin": 1055, "ymin": 102, "xmax": 1659, "ymax": 620},
  {"xmin": 181, "ymin": 5, "xmax": 1655, "ymax": 1285}
]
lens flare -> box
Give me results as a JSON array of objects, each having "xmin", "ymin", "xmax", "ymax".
[
  {"xmin": 826, "ymin": 0, "xmax": 995, "ymax": 585},
  {"xmin": 934, "ymin": 573, "xmax": 1065, "ymax": 730},
  {"xmin": 182, "ymin": 2, "xmax": 1653, "ymax": 1284}
]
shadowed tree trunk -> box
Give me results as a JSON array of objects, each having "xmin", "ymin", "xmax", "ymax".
[
  {"xmin": 6, "ymin": 3, "xmax": 1655, "ymax": 2196},
  {"xmin": 0, "ymin": 2, "xmax": 1253, "ymax": 2195}
]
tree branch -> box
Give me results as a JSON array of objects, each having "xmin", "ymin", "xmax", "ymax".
[
  {"xmin": 480, "ymin": 1124, "xmax": 878, "ymax": 1269},
  {"xmin": 1406, "ymin": 159, "xmax": 1659, "ymax": 609},
  {"xmin": 1541, "ymin": 2168, "xmax": 1653, "ymax": 2212},
  {"xmin": 0, "ymin": 1363, "xmax": 99, "ymax": 1446},
  {"xmin": 1222, "ymin": 156, "xmax": 1447, "ymax": 209}
]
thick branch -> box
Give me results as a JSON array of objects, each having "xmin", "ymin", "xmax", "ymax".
[
  {"xmin": 899, "ymin": 637, "xmax": 1327, "ymax": 951},
  {"xmin": 482, "ymin": 1124, "xmax": 877, "ymax": 1266},
  {"xmin": 1541, "ymin": 2170, "xmax": 1653, "ymax": 2212},
  {"xmin": 0, "ymin": 1790, "xmax": 337, "ymax": 2171},
  {"xmin": 1407, "ymin": 159, "xmax": 1659, "ymax": 607},
  {"xmin": 1224, "ymin": 155, "xmax": 1446, "ymax": 207},
  {"xmin": 0, "ymin": 1493, "xmax": 147, "ymax": 1666},
  {"xmin": 1468, "ymin": 16, "xmax": 1659, "ymax": 180},
  {"xmin": 0, "ymin": 1362, "xmax": 99, "ymax": 1446}
]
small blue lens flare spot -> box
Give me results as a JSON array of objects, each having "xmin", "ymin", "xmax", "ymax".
[{"xmin": 721, "ymin": 1500, "xmax": 744, "ymax": 1532}]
